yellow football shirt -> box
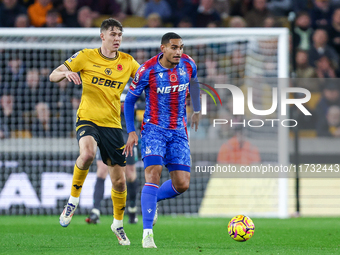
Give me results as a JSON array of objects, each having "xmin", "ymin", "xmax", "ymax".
[{"xmin": 64, "ymin": 48, "xmax": 139, "ymax": 128}]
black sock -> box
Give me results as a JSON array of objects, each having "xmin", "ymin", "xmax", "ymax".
[
  {"xmin": 127, "ymin": 179, "xmax": 138, "ymax": 208},
  {"xmin": 93, "ymin": 177, "xmax": 105, "ymax": 210}
]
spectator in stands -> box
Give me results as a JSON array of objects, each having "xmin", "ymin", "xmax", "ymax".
[
  {"xmin": 60, "ymin": 0, "xmax": 80, "ymax": 27},
  {"xmin": 295, "ymin": 50, "xmax": 317, "ymax": 78},
  {"xmin": 44, "ymin": 9, "xmax": 63, "ymax": 27},
  {"xmin": 229, "ymin": 16, "xmax": 247, "ymax": 28},
  {"xmin": 245, "ymin": 0, "xmax": 272, "ymax": 27},
  {"xmin": 230, "ymin": 48, "xmax": 246, "ymax": 79},
  {"xmin": 135, "ymin": 49, "xmax": 149, "ymax": 64},
  {"xmin": 217, "ymin": 126, "xmax": 261, "ymax": 165},
  {"xmin": 316, "ymin": 105, "xmax": 340, "ymax": 136},
  {"xmin": 3, "ymin": 56, "xmax": 26, "ymax": 92},
  {"xmin": 204, "ymin": 58, "xmax": 219, "ymax": 83},
  {"xmin": 324, "ymin": 105, "xmax": 340, "ymax": 136},
  {"xmin": 39, "ymin": 67, "xmax": 52, "ymax": 82},
  {"xmin": 78, "ymin": 0, "xmax": 125, "ymax": 22},
  {"xmin": 308, "ymin": 29, "xmax": 339, "ymax": 68},
  {"xmin": 77, "ymin": 6, "xmax": 94, "ymax": 28},
  {"xmin": 267, "ymin": 0, "xmax": 292, "ymax": 16},
  {"xmin": 310, "ymin": 0, "xmax": 333, "ymax": 29},
  {"xmin": 31, "ymin": 102, "xmax": 53, "ymax": 137},
  {"xmin": 144, "ymin": 0, "xmax": 171, "ymax": 23},
  {"xmin": 192, "ymin": 0, "xmax": 221, "ymax": 27},
  {"xmin": 293, "ymin": 12, "xmax": 313, "ymax": 51},
  {"xmin": 50, "ymin": 79, "xmax": 76, "ymax": 136},
  {"xmin": 28, "ymin": 0, "xmax": 62, "ymax": 27},
  {"xmin": 0, "ymin": 0, "xmax": 27, "ymax": 27},
  {"xmin": 116, "ymin": 0, "xmax": 145, "ymax": 17},
  {"xmin": 145, "ymin": 13, "xmax": 162, "ymax": 28},
  {"xmin": 162, "ymin": 0, "xmax": 195, "ymax": 26},
  {"xmin": 315, "ymin": 55, "xmax": 338, "ymax": 78},
  {"xmin": 214, "ymin": 0, "xmax": 230, "ymax": 19},
  {"xmin": 229, "ymin": 0, "xmax": 253, "ymax": 17},
  {"xmin": 0, "ymin": 94, "xmax": 17, "ymax": 139},
  {"xmin": 177, "ymin": 16, "xmax": 193, "ymax": 28},
  {"xmin": 263, "ymin": 16, "xmax": 277, "ymax": 27},
  {"xmin": 14, "ymin": 14, "xmax": 30, "ymax": 27},
  {"xmin": 327, "ymin": 8, "xmax": 340, "ymax": 57},
  {"xmin": 315, "ymin": 82, "xmax": 340, "ymax": 136},
  {"xmin": 22, "ymin": 68, "xmax": 42, "ymax": 113},
  {"xmin": 207, "ymin": 21, "xmax": 219, "ymax": 27}
]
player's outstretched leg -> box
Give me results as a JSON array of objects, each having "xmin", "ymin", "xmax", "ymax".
[
  {"xmin": 141, "ymin": 183, "xmax": 158, "ymax": 248},
  {"xmin": 152, "ymin": 179, "xmax": 181, "ymax": 226},
  {"xmin": 60, "ymin": 164, "xmax": 89, "ymax": 227},
  {"xmin": 109, "ymin": 161, "xmax": 131, "ymax": 247},
  {"xmin": 111, "ymin": 187, "xmax": 130, "ymax": 245}
]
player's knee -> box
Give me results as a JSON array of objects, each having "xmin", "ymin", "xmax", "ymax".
[
  {"xmin": 145, "ymin": 165, "xmax": 162, "ymax": 183},
  {"xmin": 174, "ymin": 180, "xmax": 190, "ymax": 193},
  {"xmin": 80, "ymin": 150, "xmax": 96, "ymax": 165},
  {"xmin": 112, "ymin": 176, "xmax": 126, "ymax": 190}
]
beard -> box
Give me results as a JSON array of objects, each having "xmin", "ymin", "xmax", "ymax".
[{"xmin": 167, "ymin": 57, "xmax": 180, "ymax": 65}]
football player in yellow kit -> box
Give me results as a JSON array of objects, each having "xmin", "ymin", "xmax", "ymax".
[{"xmin": 49, "ymin": 18, "xmax": 139, "ymax": 246}]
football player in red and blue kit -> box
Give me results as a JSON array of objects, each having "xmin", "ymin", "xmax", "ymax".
[{"xmin": 123, "ymin": 32, "xmax": 201, "ymax": 248}]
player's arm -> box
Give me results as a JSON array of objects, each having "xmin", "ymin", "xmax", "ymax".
[
  {"xmin": 49, "ymin": 64, "xmax": 81, "ymax": 85},
  {"xmin": 123, "ymin": 65, "xmax": 148, "ymax": 156},
  {"xmin": 123, "ymin": 91, "xmax": 140, "ymax": 157},
  {"xmin": 189, "ymin": 62, "xmax": 201, "ymax": 131}
]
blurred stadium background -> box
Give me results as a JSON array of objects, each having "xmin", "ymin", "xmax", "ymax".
[{"xmin": 1, "ymin": 0, "xmax": 340, "ymax": 219}]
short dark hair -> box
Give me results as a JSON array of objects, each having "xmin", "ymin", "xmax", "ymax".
[
  {"xmin": 100, "ymin": 18, "xmax": 123, "ymax": 33},
  {"xmin": 161, "ymin": 32, "xmax": 182, "ymax": 45}
]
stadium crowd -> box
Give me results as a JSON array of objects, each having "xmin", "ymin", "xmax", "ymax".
[{"xmin": 1, "ymin": 0, "xmax": 340, "ymax": 138}]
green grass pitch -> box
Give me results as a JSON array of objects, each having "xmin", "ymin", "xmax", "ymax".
[{"xmin": 1, "ymin": 215, "xmax": 339, "ymax": 254}]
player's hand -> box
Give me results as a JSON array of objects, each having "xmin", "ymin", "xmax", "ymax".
[
  {"xmin": 65, "ymin": 71, "xmax": 81, "ymax": 85},
  {"xmin": 123, "ymin": 131, "xmax": 138, "ymax": 157},
  {"xmin": 191, "ymin": 112, "xmax": 200, "ymax": 132}
]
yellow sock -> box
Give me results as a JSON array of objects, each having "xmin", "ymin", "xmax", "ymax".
[
  {"xmin": 111, "ymin": 188, "xmax": 127, "ymax": 220},
  {"xmin": 70, "ymin": 164, "xmax": 89, "ymax": 197}
]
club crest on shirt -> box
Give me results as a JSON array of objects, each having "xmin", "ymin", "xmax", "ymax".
[
  {"xmin": 104, "ymin": 68, "xmax": 112, "ymax": 75},
  {"xmin": 179, "ymin": 67, "xmax": 186, "ymax": 76},
  {"xmin": 170, "ymin": 74, "xmax": 177, "ymax": 82},
  {"xmin": 146, "ymin": 146, "xmax": 151, "ymax": 154},
  {"xmin": 159, "ymin": 73, "xmax": 163, "ymax": 78},
  {"xmin": 117, "ymin": 64, "xmax": 123, "ymax": 71}
]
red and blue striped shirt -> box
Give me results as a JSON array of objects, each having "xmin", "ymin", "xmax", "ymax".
[{"xmin": 128, "ymin": 53, "xmax": 198, "ymax": 130}]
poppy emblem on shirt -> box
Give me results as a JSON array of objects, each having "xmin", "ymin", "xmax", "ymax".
[
  {"xmin": 105, "ymin": 68, "xmax": 112, "ymax": 75},
  {"xmin": 117, "ymin": 64, "xmax": 123, "ymax": 71},
  {"xmin": 170, "ymin": 74, "xmax": 177, "ymax": 82}
]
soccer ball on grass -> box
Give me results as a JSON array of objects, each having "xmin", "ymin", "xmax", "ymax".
[{"xmin": 228, "ymin": 215, "xmax": 255, "ymax": 242}]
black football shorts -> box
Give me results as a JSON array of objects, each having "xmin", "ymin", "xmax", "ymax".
[{"xmin": 76, "ymin": 120, "xmax": 126, "ymax": 166}]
